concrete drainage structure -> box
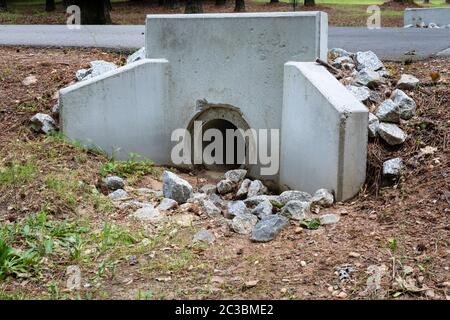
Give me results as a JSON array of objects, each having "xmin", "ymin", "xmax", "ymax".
[
  {"xmin": 404, "ymin": 8, "xmax": 450, "ymax": 27},
  {"xmin": 59, "ymin": 12, "xmax": 368, "ymax": 201}
]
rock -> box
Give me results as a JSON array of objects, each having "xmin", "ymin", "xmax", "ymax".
[
  {"xmin": 397, "ymin": 74, "xmax": 419, "ymax": 90},
  {"xmin": 162, "ymin": 171, "xmax": 193, "ymax": 204},
  {"xmin": 52, "ymin": 102, "xmax": 60, "ymax": 115},
  {"xmin": 226, "ymin": 201, "xmax": 248, "ymax": 219},
  {"xmin": 311, "ymin": 189, "xmax": 334, "ymax": 207},
  {"xmin": 131, "ymin": 205, "xmax": 162, "ymax": 222},
  {"xmin": 76, "ymin": 60, "xmax": 117, "ymax": 81},
  {"xmin": 375, "ymin": 99, "xmax": 400, "ymax": 123},
  {"xmin": 346, "ymin": 85, "xmax": 371, "ymax": 102},
  {"xmin": 417, "ymin": 21, "xmax": 426, "ymax": 28},
  {"xmin": 280, "ymin": 200, "xmax": 311, "ymax": 221},
  {"xmin": 187, "ymin": 192, "xmax": 208, "ymax": 204},
  {"xmin": 319, "ymin": 213, "xmax": 340, "ymax": 225},
  {"xmin": 236, "ymin": 178, "xmax": 252, "ymax": 198},
  {"xmin": 200, "ymin": 184, "xmax": 217, "ymax": 195},
  {"xmin": 368, "ymin": 90, "xmax": 385, "ymax": 105},
  {"xmin": 209, "ymin": 193, "xmax": 228, "ymax": 210},
  {"xmin": 428, "ymin": 22, "xmax": 438, "ymax": 29},
  {"xmin": 328, "ymin": 48, "xmax": 352, "ymax": 59},
  {"xmin": 193, "ymin": 229, "xmax": 215, "ymax": 244},
  {"xmin": 403, "ymin": 24, "xmax": 414, "ymax": 28},
  {"xmin": 355, "ymin": 68, "xmax": 384, "ymax": 88},
  {"xmin": 224, "ymin": 169, "xmax": 247, "ymax": 183},
  {"xmin": 230, "ymin": 213, "xmax": 258, "ymax": 235},
  {"xmin": 377, "ymin": 68, "xmax": 390, "ymax": 78},
  {"xmin": 368, "ymin": 113, "xmax": 380, "ymax": 138},
  {"xmin": 127, "ymin": 47, "xmax": 146, "ymax": 64},
  {"xmin": 251, "ymin": 200, "xmax": 273, "ymax": 219},
  {"xmin": 250, "ymin": 215, "xmax": 289, "ymax": 242},
  {"xmin": 390, "ymin": 89, "xmax": 416, "ymax": 120},
  {"xmin": 355, "ymin": 51, "xmax": 384, "ymax": 71},
  {"xmin": 103, "ymin": 176, "xmax": 125, "ymax": 191},
  {"xmin": 383, "ymin": 157, "xmax": 403, "ymax": 179},
  {"xmin": 216, "ymin": 179, "xmax": 234, "ymax": 195},
  {"xmin": 174, "ymin": 214, "xmax": 195, "ymax": 227},
  {"xmin": 279, "ymin": 190, "xmax": 312, "ymax": 205},
  {"xmin": 244, "ymin": 195, "xmax": 281, "ymax": 207},
  {"xmin": 30, "ymin": 113, "xmax": 57, "ymax": 134},
  {"xmin": 22, "ymin": 75, "xmax": 37, "ymax": 86},
  {"xmin": 157, "ymin": 198, "xmax": 178, "ymax": 211},
  {"xmin": 108, "ymin": 189, "xmax": 128, "ymax": 200},
  {"xmin": 247, "ymin": 180, "xmax": 268, "ymax": 198},
  {"xmin": 332, "ymin": 56, "xmax": 354, "ymax": 69},
  {"xmin": 378, "ymin": 123, "xmax": 407, "ymax": 146},
  {"xmin": 200, "ymin": 199, "xmax": 221, "ymax": 216}
]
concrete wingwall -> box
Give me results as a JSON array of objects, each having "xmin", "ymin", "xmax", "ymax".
[
  {"xmin": 280, "ymin": 62, "xmax": 368, "ymax": 201},
  {"xmin": 59, "ymin": 59, "xmax": 171, "ymax": 163},
  {"xmin": 404, "ymin": 8, "xmax": 450, "ymax": 26}
]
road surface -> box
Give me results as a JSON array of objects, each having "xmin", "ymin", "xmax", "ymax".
[{"xmin": 0, "ymin": 25, "xmax": 449, "ymax": 60}]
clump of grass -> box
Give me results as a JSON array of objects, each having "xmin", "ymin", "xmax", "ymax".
[
  {"xmin": 0, "ymin": 162, "xmax": 37, "ymax": 186},
  {"xmin": 100, "ymin": 153, "xmax": 154, "ymax": 182},
  {"xmin": 300, "ymin": 218, "xmax": 321, "ymax": 230}
]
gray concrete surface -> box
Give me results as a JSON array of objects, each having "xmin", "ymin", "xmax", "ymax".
[
  {"xmin": 0, "ymin": 24, "xmax": 449, "ymax": 60},
  {"xmin": 404, "ymin": 7, "xmax": 450, "ymax": 26}
]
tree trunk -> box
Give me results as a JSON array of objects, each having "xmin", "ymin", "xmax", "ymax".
[
  {"xmin": 234, "ymin": 0, "xmax": 245, "ymax": 12},
  {"xmin": 0, "ymin": 0, "xmax": 7, "ymax": 12},
  {"xmin": 304, "ymin": 0, "xmax": 315, "ymax": 6},
  {"xmin": 215, "ymin": 0, "xmax": 226, "ymax": 6},
  {"xmin": 446, "ymin": 0, "xmax": 450, "ymax": 4},
  {"xmin": 46, "ymin": 0, "xmax": 56, "ymax": 12},
  {"xmin": 392, "ymin": 0, "xmax": 414, "ymax": 3},
  {"xmin": 423, "ymin": 0, "xmax": 430, "ymax": 3},
  {"xmin": 74, "ymin": 0, "xmax": 111, "ymax": 24},
  {"xmin": 270, "ymin": 0, "xmax": 279, "ymax": 3},
  {"xmin": 185, "ymin": 0, "xmax": 203, "ymax": 13}
]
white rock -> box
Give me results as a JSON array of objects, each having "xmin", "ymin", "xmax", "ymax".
[
  {"xmin": 319, "ymin": 213, "xmax": 340, "ymax": 225},
  {"xmin": 226, "ymin": 201, "xmax": 248, "ymax": 219},
  {"xmin": 200, "ymin": 199, "xmax": 221, "ymax": 216},
  {"xmin": 279, "ymin": 190, "xmax": 312, "ymax": 205},
  {"xmin": 127, "ymin": 47, "xmax": 146, "ymax": 64},
  {"xmin": 244, "ymin": 195, "xmax": 282, "ymax": 207},
  {"xmin": 230, "ymin": 213, "xmax": 258, "ymax": 235},
  {"xmin": 22, "ymin": 75, "xmax": 37, "ymax": 86},
  {"xmin": 193, "ymin": 229, "xmax": 215, "ymax": 244},
  {"xmin": 378, "ymin": 123, "xmax": 407, "ymax": 146},
  {"xmin": 397, "ymin": 74, "xmax": 419, "ymax": 90},
  {"xmin": 174, "ymin": 214, "xmax": 195, "ymax": 227},
  {"xmin": 328, "ymin": 48, "xmax": 352, "ymax": 59},
  {"xmin": 311, "ymin": 189, "xmax": 334, "ymax": 207},
  {"xmin": 224, "ymin": 169, "xmax": 247, "ymax": 183},
  {"xmin": 355, "ymin": 68, "xmax": 384, "ymax": 88},
  {"xmin": 428, "ymin": 23, "xmax": 438, "ymax": 29},
  {"xmin": 332, "ymin": 56, "xmax": 354, "ymax": 69},
  {"xmin": 250, "ymin": 215, "xmax": 289, "ymax": 242},
  {"xmin": 251, "ymin": 200, "xmax": 273, "ymax": 219},
  {"xmin": 200, "ymin": 184, "xmax": 217, "ymax": 195},
  {"xmin": 403, "ymin": 24, "xmax": 414, "ymax": 28},
  {"xmin": 157, "ymin": 198, "xmax": 178, "ymax": 211},
  {"xmin": 131, "ymin": 205, "xmax": 162, "ymax": 222},
  {"xmin": 375, "ymin": 99, "xmax": 400, "ymax": 123},
  {"xmin": 30, "ymin": 113, "xmax": 56, "ymax": 134},
  {"xmin": 355, "ymin": 51, "xmax": 384, "ymax": 71},
  {"xmin": 390, "ymin": 89, "xmax": 416, "ymax": 120},
  {"xmin": 280, "ymin": 200, "xmax": 311, "ymax": 221},
  {"xmin": 162, "ymin": 171, "xmax": 193, "ymax": 204},
  {"xmin": 76, "ymin": 60, "xmax": 117, "ymax": 81},
  {"xmin": 108, "ymin": 189, "xmax": 128, "ymax": 200},
  {"xmin": 103, "ymin": 176, "xmax": 124, "ymax": 191},
  {"xmin": 383, "ymin": 157, "xmax": 403, "ymax": 178},
  {"xmin": 216, "ymin": 179, "xmax": 234, "ymax": 195},
  {"xmin": 346, "ymin": 85, "xmax": 371, "ymax": 102},
  {"xmin": 368, "ymin": 113, "xmax": 380, "ymax": 138},
  {"xmin": 236, "ymin": 178, "xmax": 252, "ymax": 198},
  {"xmin": 247, "ymin": 180, "xmax": 268, "ymax": 198}
]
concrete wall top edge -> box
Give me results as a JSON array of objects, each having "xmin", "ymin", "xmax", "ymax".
[
  {"xmin": 59, "ymin": 58, "xmax": 169, "ymax": 96},
  {"xmin": 285, "ymin": 61, "xmax": 368, "ymax": 115},
  {"xmin": 405, "ymin": 7, "xmax": 450, "ymax": 12},
  {"xmin": 146, "ymin": 11, "xmax": 323, "ymax": 20}
]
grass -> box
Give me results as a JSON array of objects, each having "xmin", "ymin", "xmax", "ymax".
[
  {"xmin": 100, "ymin": 153, "xmax": 155, "ymax": 184},
  {"xmin": 0, "ymin": 162, "xmax": 37, "ymax": 186}
]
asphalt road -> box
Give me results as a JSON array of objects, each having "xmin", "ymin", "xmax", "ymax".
[{"xmin": 1, "ymin": 24, "xmax": 449, "ymax": 60}]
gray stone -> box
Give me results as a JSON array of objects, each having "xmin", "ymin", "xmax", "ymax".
[
  {"xmin": 346, "ymin": 85, "xmax": 371, "ymax": 103},
  {"xmin": 127, "ymin": 47, "xmax": 146, "ymax": 64},
  {"xmin": 428, "ymin": 22, "xmax": 438, "ymax": 28},
  {"xmin": 162, "ymin": 171, "xmax": 193, "ymax": 204},
  {"xmin": 187, "ymin": 192, "xmax": 208, "ymax": 204},
  {"xmin": 76, "ymin": 60, "xmax": 117, "ymax": 81},
  {"xmin": 131, "ymin": 205, "xmax": 162, "ymax": 222},
  {"xmin": 383, "ymin": 157, "xmax": 403, "ymax": 178},
  {"xmin": 226, "ymin": 201, "xmax": 248, "ymax": 219},
  {"xmin": 193, "ymin": 229, "xmax": 215, "ymax": 244},
  {"xmin": 103, "ymin": 176, "xmax": 125, "ymax": 191},
  {"xmin": 251, "ymin": 200, "xmax": 273, "ymax": 219},
  {"xmin": 378, "ymin": 123, "xmax": 407, "ymax": 146},
  {"xmin": 224, "ymin": 169, "xmax": 247, "ymax": 183},
  {"xmin": 332, "ymin": 56, "xmax": 354, "ymax": 69},
  {"xmin": 216, "ymin": 179, "xmax": 234, "ymax": 195},
  {"xmin": 244, "ymin": 195, "xmax": 282, "ymax": 207},
  {"xmin": 157, "ymin": 198, "xmax": 178, "ymax": 211},
  {"xmin": 355, "ymin": 68, "xmax": 384, "ymax": 88},
  {"xmin": 390, "ymin": 89, "xmax": 416, "ymax": 120},
  {"xmin": 378, "ymin": 68, "xmax": 390, "ymax": 78},
  {"xmin": 52, "ymin": 102, "xmax": 60, "ymax": 114},
  {"xmin": 368, "ymin": 113, "xmax": 380, "ymax": 138},
  {"xmin": 280, "ymin": 200, "xmax": 311, "ymax": 221},
  {"xmin": 328, "ymin": 48, "xmax": 352, "ymax": 59},
  {"xmin": 22, "ymin": 75, "xmax": 37, "ymax": 86},
  {"xmin": 75, "ymin": 69, "xmax": 90, "ymax": 81},
  {"xmin": 200, "ymin": 199, "xmax": 222, "ymax": 216},
  {"xmin": 247, "ymin": 180, "xmax": 268, "ymax": 198},
  {"xmin": 200, "ymin": 184, "xmax": 217, "ymax": 195},
  {"xmin": 250, "ymin": 215, "xmax": 289, "ymax": 243},
  {"xmin": 236, "ymin": 178, "xmax": 252, "ymax": 198},
  {"xmin": 108, "ymin": 189, "xmax": 128, "ymax": 200},
  {"xmin": 319, "ymin": 213, "xmax": 340, "ymax": 225},
  {"xmin": 375, "ymin": 99, "xmax": 400, "ymax": 123},
  {"xmin": 30, "ymin": 113, "xmax": 56, "ymax": 134},
  {"xmin": 209, "ymin": 193, "xmax": 228, "ymax": 210},
  {"xmin": 230, "ymin": 212, "xmax": 258, "ymax": 235},
  {"xmin": 311, "ymin": 189, "xmax": 334, "ymax": 207},
  {"xmin": 355, "ymin": 51, "xmax": 384, "ymax": 71},
  {"xmin": 397, "ymin": 74, "xmax": 419, "ymax": 90},
  {"xmin": 279, "ymin": 190, "xmax": 312, "ymax": 205}
]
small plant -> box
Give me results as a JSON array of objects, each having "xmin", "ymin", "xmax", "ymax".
[
  {"xmin": 100, "ymin": 153, "xmax": 153, "ymax": 180},
  {"xmin": 0, "ymin": 162, "xmax": 36, "ymax": 186},
  {"xmin": 387, "ymin": 238, "xmax": 398, "ymax": 252},
  {"xmin": 137, "ymin": 290, "xmax": 153, "ymax": 300},
  {"xmin": 300, "ymin": 218, "xmax": 321, "ymax": 230}
]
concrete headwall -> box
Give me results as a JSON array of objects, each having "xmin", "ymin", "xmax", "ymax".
[
  {"xmin": 59, "ymin": 59, "xmax": 170, "ymax": 163},
  {"xmin": 404, "ymin": 8, "xmax": 450, "ymax": 26},
  {"xmin": 280, "ymin": 62, "xmax": 368, "ymax": 201}
]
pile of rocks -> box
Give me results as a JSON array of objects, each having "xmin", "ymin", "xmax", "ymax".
[
  {"xmin": 105, "ymin": 169, "xmax": 339, "ymax": 244},
  {"xmin": 404, "ymin": 22, "xmax": 450, "ymax": 29}
]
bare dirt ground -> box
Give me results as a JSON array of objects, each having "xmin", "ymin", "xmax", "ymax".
[
  {"xmin": 0, "ymin": 46, "xmax": 449, "ymax": 300},
  {"xmin": 0, "ymin": 1, "xmax": 407, "ymax": 27}
]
